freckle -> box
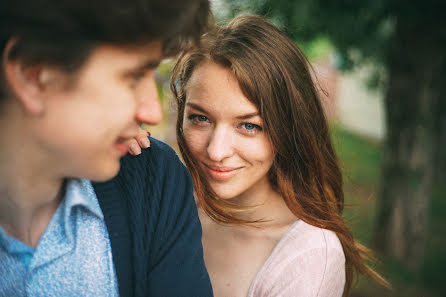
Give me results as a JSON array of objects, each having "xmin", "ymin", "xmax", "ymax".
[{"xmin": 226, "ymin": 283, "xmax": 231, "ymax": 287}]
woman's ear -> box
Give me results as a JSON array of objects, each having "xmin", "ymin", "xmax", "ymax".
[{"xmin": 2, "ymin": 38, "xmax": 60, "ymax": 116}]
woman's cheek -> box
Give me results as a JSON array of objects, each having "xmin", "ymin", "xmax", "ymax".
[
  {"xmin": 183, "ymin": 128, "xmax": 207, "ymax": 156},
  {"xmin": 238, "ymin": 135, "xmax": 274, "ymax": 161}
]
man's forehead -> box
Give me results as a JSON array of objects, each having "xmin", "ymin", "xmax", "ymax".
[
  {"xmin": 115, "ymin": 41, "xmax": 163, "ymax": 63},
  {"xmin": 86, "ymin": 41, "xmax": 163, "ymax": 69},
  {"xmin": 126, "ymin": 41, "xmax": 163, "ymax": 58}
]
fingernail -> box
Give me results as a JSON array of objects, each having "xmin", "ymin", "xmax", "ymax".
[
  {"xmin": 130, "ymin": 143, "xmax": 141, "ymax": 155},
  {"xmin": 140, "ymin": 137, "xmax": 150, "ymax": 148}
]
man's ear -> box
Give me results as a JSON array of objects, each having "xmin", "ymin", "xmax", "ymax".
[{"xmin": 2, "ymin": 39, "xmax": 60, "ymax": 115}]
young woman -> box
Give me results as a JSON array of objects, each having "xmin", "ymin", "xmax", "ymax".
[{"xmin": 132, "ymin": 15, "xmax": 387, "ymax": 297}]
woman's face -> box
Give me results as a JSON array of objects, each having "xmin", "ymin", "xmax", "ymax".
[{"xmin": 182, "ymin": 61, "xmax": 275, "ymax": 201}]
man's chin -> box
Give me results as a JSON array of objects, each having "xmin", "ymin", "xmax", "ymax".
[{"xmin": 87, "ymin": 162, "xmax": 121, "ymax": 182}]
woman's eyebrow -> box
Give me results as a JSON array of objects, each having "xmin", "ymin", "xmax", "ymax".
[
  {"xmin": 235, "ymin": 112, "xmax": 259, "ymax": 120},
  {"xmin": 186, "ymin": 102, "xmax": 259, "ymax": 119},
  {"xmin": 186, "ymin": 102, "xmax": 208, "ymax": 114}
]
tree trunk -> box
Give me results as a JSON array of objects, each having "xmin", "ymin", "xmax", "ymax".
[{"xmin": 373, "ymin": 18, "xmax": 446, "ymax": 272}]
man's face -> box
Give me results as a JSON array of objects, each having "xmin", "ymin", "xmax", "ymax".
[{"xmin": 31, "ymin": 42, "xmax": 163, "ymax": 181}]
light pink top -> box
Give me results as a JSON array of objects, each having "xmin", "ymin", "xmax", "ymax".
[{"xmin": 247, "ymin": 220, "xmax": 346, "ymax": 297}]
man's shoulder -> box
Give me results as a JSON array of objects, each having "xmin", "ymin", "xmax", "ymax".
[
  {"xmin": 116, "ymin": 137, "xmax": 186, "ymax": 183},
  {"xmin": 93, "ymin": 137, "xmax": 188, "ymax": 208},
  {"xmin": 144, "ymin": 137, "xmax": 179, "ymax": 158},
  {"xmin": 122, "ymin": 137, "xmax": 181, "ymax": 169}
]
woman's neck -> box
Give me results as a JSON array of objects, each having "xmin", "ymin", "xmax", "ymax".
[{"xmin": 218, "ymin": 178, "xmax": 297, "ymax": 228}]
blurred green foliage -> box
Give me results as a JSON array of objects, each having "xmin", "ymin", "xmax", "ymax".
[
  {"xmin": 331, "ymin": 126, "xmax": 446, "ymax": 297},
  {"xmin": 299, "ymin": 36, "xmax": 332, "ymax": 62}
]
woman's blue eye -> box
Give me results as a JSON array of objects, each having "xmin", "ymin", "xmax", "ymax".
[
  {"xmin": 243, "ymin": 123, "xmax": 255, "ymax": 130},
  {"xmin": 241, "ymin": 123, "xmax": 262, "ymax": 131},
  {"xmin": 188, "ymin": 114, "xmax": 210, "ymax": 124}
]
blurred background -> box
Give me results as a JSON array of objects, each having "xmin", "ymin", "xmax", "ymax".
[{"xmin": 147, "ymin": 1, "xmax": 446, "ymax": 296}]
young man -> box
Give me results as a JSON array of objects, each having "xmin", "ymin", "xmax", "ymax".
[{"xmin": 0, "ymin": 0, "xmax": 213, "ymax": 296}]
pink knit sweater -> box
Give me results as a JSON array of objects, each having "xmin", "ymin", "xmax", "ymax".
[{"xmin": 246, "ymin": 220, "xmax": 345, "ymax": 297}]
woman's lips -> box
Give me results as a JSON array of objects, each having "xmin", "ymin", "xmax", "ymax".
[{"xmin": 204, "ymin": 164, "xmax": 241, "ymax": 181}]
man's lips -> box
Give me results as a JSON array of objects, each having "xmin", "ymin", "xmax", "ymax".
[
  {"xmin": 114, "ymin": 142, "xmax": 128, "ymax": 156},
  {"xmin": 203, "ymin": 164, "xmax": 242, "ymax": 181},
  {"xmin": 114, "ymin": 136, "xmax": 136, "ymax": 156}
]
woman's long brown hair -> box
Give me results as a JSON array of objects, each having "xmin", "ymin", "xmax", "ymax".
[{"xmin": 171, "ymin": 15, "xmax": 389, "ymax": 296}]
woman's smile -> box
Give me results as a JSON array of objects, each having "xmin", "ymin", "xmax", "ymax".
[{"xmin": 203, "ymin": 164, "xmax": 243, "ymax": 181}]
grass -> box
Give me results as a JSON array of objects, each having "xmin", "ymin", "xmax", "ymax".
[
  {"xmin": 331, "ymin": 126, "xmax": 381, "ymax": 245},
  {"xmin": 330, "ymin": 125, "xmax": 446, "ymax": 297}
]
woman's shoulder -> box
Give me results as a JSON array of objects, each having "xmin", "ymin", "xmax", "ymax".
[
  {"xmin": 247, "ymin": 220, "xmax": 346, "ymax": 297},
  {"xmin": 257, "ymin": 220, "xmax": 345, "ymax": 270},
  {"xmin": 283, "ymin": 220, "xmax": 344, "ymax": 255}
]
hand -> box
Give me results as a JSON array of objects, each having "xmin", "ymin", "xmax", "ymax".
[{"xmin": 127, "ymin": 127, "xmax": 151, "ymax": 155}]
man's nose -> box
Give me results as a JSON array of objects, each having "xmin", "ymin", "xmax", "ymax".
[{"xmin": 135, "ymin": 75, "xmax": 163, "ymax": 125}]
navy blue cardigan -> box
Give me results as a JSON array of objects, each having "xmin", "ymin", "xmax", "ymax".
[{"xmin": 92, "ymin": 138, "xmax": 213, "ymax": 297}]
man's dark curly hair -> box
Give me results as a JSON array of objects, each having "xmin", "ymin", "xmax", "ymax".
[{"xmin": 0, "ymin": 0, "xmax": 210, "ymax": 98}]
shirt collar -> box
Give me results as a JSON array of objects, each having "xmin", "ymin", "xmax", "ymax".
[
  {"xmin": 0, "ymin": 179, "xmax": 103, "ymax": 254},
  {"xmin": 64, "ymin": 179, "xmax": 104, "ymax": 220}
]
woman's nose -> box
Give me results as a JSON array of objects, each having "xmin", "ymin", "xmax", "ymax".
[{"xmin": 206, "ymin": 126, "xmax": 234, "ymax": 161}]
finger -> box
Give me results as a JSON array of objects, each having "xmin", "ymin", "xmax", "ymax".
[
  {"xmin": 126, "ymin": 139, "xmax": 142, "ymax": 155},
  {"xmin": 137, "ymin": 130, "xmax": 151, "ymax": 149}
]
